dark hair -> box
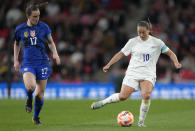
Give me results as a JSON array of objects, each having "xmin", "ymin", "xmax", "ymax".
[
  {"xmin": 137, "ymin": 21, "xmax": 150, "ymax": 30},
  {"xmin": 25, "ymin": 2, "xmax": 48, "ymax": 16},
  {"xmin": 25, "ymin": 2, "xmax": 39, "ymax": 16},
  {"xmin": 137, "ymin": 19, "xmax": 153, "ymax": 35}
]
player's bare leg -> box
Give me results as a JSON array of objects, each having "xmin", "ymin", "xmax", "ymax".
[
  {"xmin": 23, "ymin": 72, "xmax": 36, "ymax": 113},
  {"xmin": 91, "ymin": 84, "xmax": 135, "ymax": 109},
  {"xmin": 32, "ymin": 79, "xmax": 47, "ymax": 125},
  {"xmin": 138, "ymin": 80, "xmax": 153, "ymax": 127}
]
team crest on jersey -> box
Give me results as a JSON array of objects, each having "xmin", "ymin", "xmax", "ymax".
[
  {"xmin": 30, "ymin": 30, "xmax": 36, "ymax": 37},
  {"xmin": 24, "ymin": 32, "xmax": 29, "ymax": 37}
]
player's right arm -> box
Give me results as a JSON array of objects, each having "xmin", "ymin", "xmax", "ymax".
[
  {"xmin": 14, "ymin": 40, "xmax": 21, "ymax": 72},
  {"xmin": 103, "ymin": 51, "xmax": 125, "ymax": 72},
  {"xmin": 103, "ymin": 39, "xmax": 133, "ymax": 73}
]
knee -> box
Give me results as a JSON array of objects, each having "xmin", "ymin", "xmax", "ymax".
[
  {"xmin": 142, "ymin": 92, "xmax": 151, "ymax": 100},
  {"xmin": 39, "ymin": 89, "xmax": 45, "ymax": 94},
  {"xmin": 26, "ymin": 84, "xmax": 36, "ymax": 91},
  {"xmin": 119, "ymin": 94, "xmax": 128, "ymax": 101}
]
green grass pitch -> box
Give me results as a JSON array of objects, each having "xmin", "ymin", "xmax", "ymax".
[{"xmin": 0, "ymin": 99, "xmax": 195, "ymax": 131}]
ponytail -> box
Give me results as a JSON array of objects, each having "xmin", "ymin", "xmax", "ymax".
[
  {"xmin": 147, "ymin": 18, "xmax": 153, "ymax": 36},
  {"xmin": 36, "ymin": 2, "xmax": 48, "ymax": 8},
  {"xmin": 25, "ymin": 1, "xmax": 48, "ymax": 16},
  {"xmin": 137, "ymin": 18, "xmax": 153, "ymax": 36}
]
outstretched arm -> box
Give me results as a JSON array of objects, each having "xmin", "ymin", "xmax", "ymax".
[
  {"xmin": 103, "ymin": 51, "xmax": 125, "ymax": 72},
  {"xmin": 14, "ymin": 41, "xmax": 21, "ymax": 72},
  {"xmin": 47, "ymin": 36, "xmax": 61, "ymax": 65},
  {"xmin": 164, "ymin": 49, "xmax": 182, "ymax": 69}
]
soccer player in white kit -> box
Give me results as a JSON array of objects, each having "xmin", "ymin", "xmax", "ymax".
[{"xmin": 91, "ymin": 21, "xmax": 182, "ymax": 127}]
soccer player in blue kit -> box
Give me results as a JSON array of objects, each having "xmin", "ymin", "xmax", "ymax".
[{"xmin": 13, "ymin": 2, "xmax": 60, "ymax": 125}]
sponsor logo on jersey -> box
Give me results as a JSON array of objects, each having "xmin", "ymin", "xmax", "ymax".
[
  {"xmin": 24, "ymin": 32, "xmax": 29, "ymax": 37},
  {"xmin": 30, "ymin": 30, "xmax": 36, "ymax": 37},
  {"xmin": 24, "ymin": 68, "xmax": 28, "ymax": 71}
]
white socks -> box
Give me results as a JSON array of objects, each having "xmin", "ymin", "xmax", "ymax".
[
  {"xmin": 101, "ymin": 94, "xmax": 150, "ymax": 124},
  {"xmin": 139, "ymin": 99, "xmax": 151, "ymax": 123},
  {"xmin": 102, "ymin": 93, "xmax": 120, "ymax": 105}
]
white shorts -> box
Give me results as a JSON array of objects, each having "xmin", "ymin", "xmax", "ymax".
[{"xmin": 122, "ymin": 75, "xmax": 156, "ymax": 91}]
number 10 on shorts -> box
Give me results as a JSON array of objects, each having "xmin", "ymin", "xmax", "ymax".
[{"xmin": 143, "ymin": 54, "xmax": 150, "ymax": 62}]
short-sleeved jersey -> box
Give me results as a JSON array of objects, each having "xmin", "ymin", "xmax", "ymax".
[
  {"xmin": 121, "ymin": 35, "xmax": 169, "ymax": 78},
  {"xmin": 14, "ymin": 21, "xmax": 51, "ymax": 66}
]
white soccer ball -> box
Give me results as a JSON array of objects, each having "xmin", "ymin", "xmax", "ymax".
[{"xmin": 117, "ymin": 111, "xmax": 134, "ymax": 127}]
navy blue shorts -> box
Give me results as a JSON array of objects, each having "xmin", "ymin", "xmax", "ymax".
[{"xmin": 20, "ymin": 64, "xmax": 51, "ymax": 80}]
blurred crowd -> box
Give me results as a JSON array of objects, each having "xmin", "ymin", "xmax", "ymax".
[{"xmin": 0, "ymin": 0, "xmax": 194, "ymax": 84}]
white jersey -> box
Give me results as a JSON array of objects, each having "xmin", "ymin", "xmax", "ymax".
[{"xmin": 121, "ymin": 35, "xmax": 169, "ymax": 78}]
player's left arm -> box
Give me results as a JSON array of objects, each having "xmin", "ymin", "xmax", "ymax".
[
  {"xmin": 47, "ymin": 35, "xmax": 61, "ymax": 65},
  {"xmin": 164, "ymin": 49, "xmax": 182, "ymax": 69}
]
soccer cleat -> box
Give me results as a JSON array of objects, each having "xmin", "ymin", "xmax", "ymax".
[
  {"xmin": 25, "ymin": 98, "xmax": 32, "ymax": 113},
  {"xmin": 91, "ymin": 101, "xmax": 104, "ymax": 110},
  {"xmin": 138, "ymin": 121, "xmax": 146, "ymax": 127},
  {"xmin": 32, "ymin": 117, "xmax": 42, "ymax": 125}
]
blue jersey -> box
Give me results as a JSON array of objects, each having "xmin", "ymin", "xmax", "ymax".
[{"xmin": 14, "ymin": 21, "xmax": 51, "ymax": 66}]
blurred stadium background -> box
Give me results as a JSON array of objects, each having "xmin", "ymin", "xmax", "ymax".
[{"xmin": 0, "ymin": 0, "xmax": 194, "ymax": 99}]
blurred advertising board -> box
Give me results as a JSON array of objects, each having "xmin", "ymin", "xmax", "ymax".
[{"xmin": 0, "ymin": 83, "xmax": 195, "ymax": 99}]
